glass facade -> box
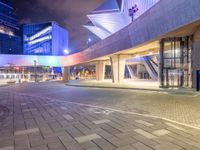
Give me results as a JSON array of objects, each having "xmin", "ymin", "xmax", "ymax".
[
  {"xmin": 23, "ymin": 22, "xmax": 68, "ymax": 56},
  {"xmin": 0, "ymin": 0, "xmax": 22, "ymax": 54},
  {"xmin": 160, "ymin": 36, "xmax": 192, "ymax": 87},
  {"xmin": 23, "ymin": 23, "xmax": 52, "ymax": 55}
]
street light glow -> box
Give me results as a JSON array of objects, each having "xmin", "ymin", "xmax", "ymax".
[
  {"xmin": 64, "ymin": 49, "xmax": 69, "ymax": 55},
  {"xmin": 88, "ymin": 38, "xmax": 92, "ymax": 42}
]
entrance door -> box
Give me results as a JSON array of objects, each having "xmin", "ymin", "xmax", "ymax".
[{"xmin": 167, "ymin": 69, "xmax": 184, "ymax": 87}]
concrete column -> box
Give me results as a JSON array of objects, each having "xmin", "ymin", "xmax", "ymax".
[
  {"xmin": 95, "ymin": 62, "xmax": 105, "ymax": 81},
  {"xmin": 159, "ymin": 39, "xmax": 164, "ymax": 87},
  {"xmin": 62, "ymin": 67, "xmax": 70, "ymax": 83},
  {"xmin": 192, "ymin": 28, "xmax": 200, "ymax": 88},
  {"xmin": 110, "ymin": 55, "xmax": 127, "ymax": 83}
]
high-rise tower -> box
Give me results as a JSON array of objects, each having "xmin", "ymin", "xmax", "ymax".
[{"xmin": 0, "ymin": 0, "xmax": 22, "ymax": 54}]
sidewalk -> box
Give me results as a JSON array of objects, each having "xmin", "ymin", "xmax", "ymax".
[{"xmin": 66, "ymin": 79, "xmax": 197, "ymax": 95}]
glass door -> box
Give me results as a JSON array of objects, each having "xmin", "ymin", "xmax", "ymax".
[{"xmin": 167, "ymin": 69, "xmax": 184, "ymax": 87}]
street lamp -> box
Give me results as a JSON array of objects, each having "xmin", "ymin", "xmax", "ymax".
[
  {"xmin": 129, "ymin": 4, "xmax": 139, "ymax": 22},
  {"xmin": 34, "ymin": 60, "xmax": 37, "ymax": 82},
  {"xmin": 87, "ymin": 38, "xmax": 92, "ymax": 47},
  {"xmin": 64, "ymin": 49, "xmax": 70, "ymax": 55}
]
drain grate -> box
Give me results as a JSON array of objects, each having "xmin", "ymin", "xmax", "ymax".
[{"xmin": 0, "ymin": 105, "xmax": 10, "ymax": 121}]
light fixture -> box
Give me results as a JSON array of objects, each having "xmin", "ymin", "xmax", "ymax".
[
  {"xmin": 135, "ymin": 54, "xmax": 140, "ymax": 58},
  {"xmin": 88, "ymin": 38, "xmax": 92, "ymax": 42},
  {"xmin": 64, "ymin": 49, "xmax": 69, "ymax": 55},
  {"xmin": 149, "ymin": 52, "xmax": 153, "ymax": 55}
]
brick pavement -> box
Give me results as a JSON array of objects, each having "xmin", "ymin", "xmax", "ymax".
[{"xmin": 0, "ymin": 91, "xmax": 200, "ymax": 150}]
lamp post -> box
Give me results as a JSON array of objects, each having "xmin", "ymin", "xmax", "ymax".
[
  {"xmin": 34, "ymin": 60, "xmax": 37, "ymax": 82},
  {"xmin": 129, "ymin": 4, "xmax": 139, "ymax": 22}
]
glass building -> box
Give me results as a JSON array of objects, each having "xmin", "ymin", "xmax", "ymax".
[
  {"xmin": 0, "ymin": 0, "xmax": 22, "ymax": 54},
  {"xmin": 22, "ymin": 22, "xmax": 68, "ymax": 56}
]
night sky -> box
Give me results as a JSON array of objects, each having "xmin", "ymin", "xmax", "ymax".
[{"xmin": 13, "ymin": 0, "xmax": 104, "ymax": 54}]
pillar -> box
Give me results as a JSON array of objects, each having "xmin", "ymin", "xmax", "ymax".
[
  {"xmin": 62, "ymin": 67, "xmax": 70, "ymax": 83},
  {"xmin": 110, "ymin": 55, "xmax": 127, "ymax": 83},
  {"xmin": 192, "ymin": 28, "xmax": 200, "ymax": 88},
  {"xmin": 159, "ymin": 39, "xmax": 164, "ymax": 87},
  {"xmin": 95, "ymin": 62, "xmax": 105, "ymax": 81}
]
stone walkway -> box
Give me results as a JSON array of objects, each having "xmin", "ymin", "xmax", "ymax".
[{"xmin": 1, "ymin": 92, "xmax": 200, "ymax": 150}]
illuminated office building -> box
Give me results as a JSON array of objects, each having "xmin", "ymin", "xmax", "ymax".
[
  {"xmin": 0, "ymin": 0, "xmax": 22, "ymax": 54},
  {"xmin": 22, "ymin": 22, "xmax": 68, "ymax": 56}
]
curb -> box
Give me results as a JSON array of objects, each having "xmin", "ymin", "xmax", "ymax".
[
  {"xmin": 66, "ymin": 83, "xmax": 197, "ymax": 96},
  {"xmin": 0, "ymin": 84, "xmax": 9, "ymax": 87}
]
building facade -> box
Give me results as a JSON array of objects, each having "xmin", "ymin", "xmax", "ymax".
[
  {"xmin": 22, "ymin": 22, "xmax": 68, "ymax": 56},
  {"xmin": 0, "ymin": 0, "xmax": 22, "ymax": 54},
  {"xmin": 82, "ymin": 0, "xmax": 200, "ymax": 89}
]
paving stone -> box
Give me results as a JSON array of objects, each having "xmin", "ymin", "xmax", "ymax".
[
  {"xmin": 75, "ymin": 134, "xmax": 101, "ymax": 143},
  {"xmin": 63, "ymin": 115, "xmax": 74, "ymax": 120},
  {"xmin": 14, "ymin": 136, "xmax": 30, "ymax": 150},
  {"xmin": 101, "ymin": 124, "xmax": 122, "ymax": 135},
  {"xmin": 132, "ymin": 142, "xmax": 153, "ymax": 150},
  {"xmin": 93, "ymin": 138, "xmax": 116, "ymax": 150},
  {"xmin": 65, "ymin": 126, "xmax": 83, "ymax": 138},
  {"xmin": 0, "ymin": 139, "xmax": 14, "ymax": 148},
  {"xmin": 22, "ymin": 109, "xmax": 37, "ymax": 112},
  {"xmin": 165, "ymin": 122, "xmax": 185, "ymax": 131},
  {"xmin": 60, "ymin": 107, "xmax": 67, "ymax": 110},
  {"xmin": 63, "ymin": 143, "xmax": 82, "ymax": 150},
  {"xmin": 20, "ymin": 103, "xmax": 26, "ymax": 106},
  {"xmin": 80, "ymin": 141, "xmax": 100, "ymax": 150},
  {"xmin": 107, "ymin": 137, "xmax": 137, "ymax": 148},
  {"xmin": 93, "ymin": 119, "xmax": 111, "ymax": 124},
  {"xmin": 48, "ymin": 142, "xmax": 66, "ymax": 150},
  {"xmin": 74, "ymin": 122, "xmax": 90, "ymax": 134},
  {"xmin": 30, "ymin": 145, "xmax": 49, "ymax": 150},
  {"xmin": 115, "ymin": 145, "xmax": 137, "ymax": 150},
  {"xmin": 14, "ymin": 128, "xmax": 39, "ymax": 136},
  {"xmin": 134, "ymin": 129, "xmax": 156, "ymax": 139},
  {"xmin": 0, "ymin": 146, "xmax": 14, "ymax": 150},
  {"xmin": 154, "ymin": 142, "xmax": 183, "ymax": 150},
  {"xmin": 135, "ymin": 120, "xmax": 154, "ymax": 127},
  {"xmin": 152, "ymin": 129, "xmax": 171, "ymax": 136}
]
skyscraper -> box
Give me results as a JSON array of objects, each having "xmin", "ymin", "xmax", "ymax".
[{"xmin": 0, "ymin": 0, "xmax": 22, "ymax": 54}]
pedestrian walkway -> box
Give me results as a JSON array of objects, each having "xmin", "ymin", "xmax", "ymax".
[
  {"xmin": 1, "ymin": 91, "xmax": 200, "ymax": 150},
  {"xmin": 67, "ymin": 79, "xmax": 197, "ymax": 95}
]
